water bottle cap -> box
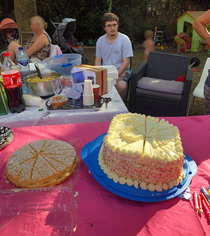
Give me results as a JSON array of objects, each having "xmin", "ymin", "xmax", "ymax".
[
  {"xmin": 3, "ymin": 52, "xmax": 9, "ymax": 57},
  {"xmin": 18, "ymin": 47, "xmax": 24, "ymax": 50},
  {"xmin": 62, "ymin": 63, "xmax": 72, "ymax": 68}
]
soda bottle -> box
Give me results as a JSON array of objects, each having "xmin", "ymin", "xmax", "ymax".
[
  {"xmin": 16, "ymin": 47, "xmax": 30, "ymax": 93},
  {"xmin": 1, "ymin": 52, "xmax": 25, "ymax": 113}
]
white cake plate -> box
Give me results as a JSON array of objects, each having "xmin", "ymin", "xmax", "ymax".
[{"xmin": 81, "ymin": 133, "xmax": 197, "ymax": 202}]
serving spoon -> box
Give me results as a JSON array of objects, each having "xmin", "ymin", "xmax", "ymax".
[{"xmin": 34, "ymin": 63, "xmax": 43, "ymax": 79}]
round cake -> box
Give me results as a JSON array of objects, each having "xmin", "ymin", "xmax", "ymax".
[
  {"xmin": 99, "ymin": 113, "xmax": 185, "ymax": 192},
  {"xmin": 6, "ymin": 139, "xmax": 78, "ymax": 188}
]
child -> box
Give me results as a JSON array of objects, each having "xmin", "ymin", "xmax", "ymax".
[
  {"xmin": 174, "ymin": 32, "xmax": 192, "ymax": 53},
  {"xmin": 143, "ymin": 30, "xmax": 155, "ymax": 62}
]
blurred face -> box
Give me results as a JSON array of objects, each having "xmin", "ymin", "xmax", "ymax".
[
  {"xmin": 104, "ymin": 21, "xmax": 118, "ymax": 36},
  {"xmin": 30, "ymin": 19, "xmax": 40, "ymax": 33}
]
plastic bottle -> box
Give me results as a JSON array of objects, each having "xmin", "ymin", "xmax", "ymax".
[
  {"xmin": 16, "ymin": 47, "xmax": 30, "ymax": 93},
  {"xmin": 1, "ymin": 52, "xmax": 25, "ymax": 113},
  {"xmin": 61, "ymin": 63, "xmax": 72, "ymax": 87}
]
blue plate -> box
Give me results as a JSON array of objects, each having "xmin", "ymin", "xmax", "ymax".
[{"xmin": 81, "ymin": 133, "xmax": 197, "ymax": 202}]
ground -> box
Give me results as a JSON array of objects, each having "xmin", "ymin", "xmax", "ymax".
[
  {"xmin": 0, "ymin": 44, "xmax": 208, "ymax": 116},
  {"xmin": 84, "ymin": 45, "xmax": 208, "ymax": 116}
]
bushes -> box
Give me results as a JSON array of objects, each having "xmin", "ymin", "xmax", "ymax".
[
  {"xmin": 2, "ymin": 0, "xmax": 209, "ymax": 43},
  {"xmin": 36, "ymin": 0, "xmax": 209, "ymax": 43},
  {"xmin": 36, "ymin": 0, "xmax": 107, "ymax": 42}
]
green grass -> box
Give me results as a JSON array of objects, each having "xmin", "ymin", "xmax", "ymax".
[{"xmin": 84, "ymin": 46, "xmax": 208, "ymax": 116}]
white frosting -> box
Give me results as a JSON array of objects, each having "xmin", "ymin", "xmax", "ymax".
[
  {"xmin": 108, "ymin": 172, "xmax": 115, "ymax": 179},
  {"xmin": 119, "ymin": 177, "xmax": 127, "ymax": 185},
  {"xmin": 162, "ymin": 183, "xmax": 169, "ymax": 191},
  {"xmin": 173, "ymin": 178, "xmax": 180, "ymax": 186},
  {"xmin": 113, "ymin": 175, "xmax": 119, "ymax": 183},
  {"xmin": 140, "ymin": 182, "xmax": 147, "ymax": 190},
  {"xmin": 134, "ymin": 181, "xmax": 139, "ymax": 189},
  {"xmin": 181, "ymin": 173, "xmax": 185, "ymax": 179},
  {"xmin": 147, "ymin": 184, "xmax": 156, "ymax": 192},
  {"xmin": 178, "ymin": 176, "xmax": 183, "ymax": 183},
  {"xmin": 168, "ymin": 181, "xmax": 175, "ymax": 189},
  {"xmin": 99, "ymin": 148, "xmax": 185, "ymax": 192},
  {"xmin": 104, "ymin": 168, "xmax": 109, "ymax": 174},
  {"xmin": 127, "ymin": 179, "xmax": 134, "ymax": 186},
  {"xmin": 98, "ymin": 113, "xmax": 185, "ymax": 192},
  {"xmin": 155, "ymin": 185, "xmax": 163, "ymax": 192},
  {"xmin": 146, "ymin": 117, "xmax": 159, "ymax": 134}
]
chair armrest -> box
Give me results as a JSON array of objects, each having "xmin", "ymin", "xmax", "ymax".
[
  {"xmin": 129, "ymin": 62, "xmax": 147, "ymax": 112},
  {"xmin": 180, "ymin": 68, "xmax": 193, "ymax": 115}
]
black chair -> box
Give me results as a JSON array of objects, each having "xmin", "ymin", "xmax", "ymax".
[
  {"xmin": 128, "ymin": 52, "xmax": 193, "ymax": 117},
  {"xmin": 125, "ymin": 42, "xmax": 134, "ymax": 105}
]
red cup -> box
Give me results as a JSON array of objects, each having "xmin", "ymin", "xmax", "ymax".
[{"xmin": 92, "ymin": 84, "xmax": 100, "ymax": 101}]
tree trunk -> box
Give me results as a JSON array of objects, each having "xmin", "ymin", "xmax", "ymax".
[{"xmin": 14, "ymin": 0, "xmax": 37, "ymax": 31}]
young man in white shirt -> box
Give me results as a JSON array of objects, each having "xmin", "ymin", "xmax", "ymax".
[{"xmin": 95, "ymin": 13, "xmax": 133, "ymax": 100}]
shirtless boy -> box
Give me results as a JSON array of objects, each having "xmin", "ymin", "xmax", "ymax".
[{"xmin": 143, "ymin": 30, "xmax": 154, "ymax": 62}]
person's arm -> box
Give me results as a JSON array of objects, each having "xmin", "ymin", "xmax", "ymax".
[
  {"xmin": 118, "ymin": 37, "xmax": 133, "ymax": 76},
  {"xmin": 192, "ymin": 10, "xmax": 210, "ymax": 45},
  {"xmin": 118, "ymin": 57, "xmax": 130, "ymax": 77},
  {"xmin": 95, "ymin": 38, "xmax": 102, "ymax": 66},
  {"xmin": 95, "ymin": 56, "xmax": 102, "ymax": 66},
  {"xmin": 25, "ymin": 35, "xmax": 48, "ymax": 57}
]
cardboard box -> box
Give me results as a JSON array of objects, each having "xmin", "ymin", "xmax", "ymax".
[
  {"xmin": 95, "ymin": 65, "xmax": 118, "ymax": 85},
  {"xmin": 0, "ymin": 80, "xmax": 9, "ymax": 116},
  {"xmin": 73, "ymin": 65, "xmax": 107, "ymax": 95}
]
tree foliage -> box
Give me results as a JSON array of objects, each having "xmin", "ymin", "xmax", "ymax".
[
  {"xmin": 111, "ymin": 0, "xmax": 209, "ymax": 41},
  {"xmin": 0, "ymin": 1, "xmax": 15, "ymax": 20},
  {"xmin": 1, "ymin": 0, "xmax": 210, "ymax": 43},
  {"xmin": 35, "ymin": 0, "xmax": 209, "ymax": 42},
  {"xmin": 14, "ymin": 0, "xmax": 37, "ymax": 31},
  {"xmin": 36, "ymin": 0, "xmax": 107, "ymax": 42}
]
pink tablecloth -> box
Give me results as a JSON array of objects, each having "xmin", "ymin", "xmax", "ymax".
[{"xmin": 0, "ymin": 116, "xmax": 210, "ymax": 236}]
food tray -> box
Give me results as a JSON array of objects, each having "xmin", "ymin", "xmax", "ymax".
[
  {"xmin": 46, "ymin": 97, "xmax": 104, "ymax": 112},
  {"xmin": 81, "ymin": 133, "xmax": 197, "ymax": 202}
]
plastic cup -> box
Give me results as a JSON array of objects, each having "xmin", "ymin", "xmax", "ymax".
[
  {"xmin": 92, "ymin": 84, "xmax": 100, "ymax": 101},
  {"xmin": 83, "ymin": 94, "xmax": 94, "ymax": 106},
  {"xmin": 107, "ymin": 78, "xmax": 114, "ymax": 93},
  {"xmin": 83, "ymin": 80, "xmax": 94, "ymax": 106},
  {"xmin": 83, "ymin": 80, "xmax": 93, "ymax": 96}
]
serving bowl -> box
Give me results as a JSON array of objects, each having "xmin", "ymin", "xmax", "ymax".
[{"xmin": 25, "ymin": 72, "xmax": 63, "ymax": 97}]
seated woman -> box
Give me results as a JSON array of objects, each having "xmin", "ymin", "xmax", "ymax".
[{"xmin": 8, "ymin": 16, "xmax": 50, "ymax": 61}]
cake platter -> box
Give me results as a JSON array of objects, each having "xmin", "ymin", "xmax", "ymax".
[
  {"xmin": 81, "ymin": 133, "xmax": 197, "ymax": 202},
  {"xmin": 0, "ymin": 127, "xmax": 14, "ymax": 150}
]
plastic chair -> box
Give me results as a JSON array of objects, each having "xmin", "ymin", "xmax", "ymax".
[
  {"xmin": 125, "ymin": 42, "xmax": 134, "ymax": 105},
  {"xmin": 186, "ymin": 57, "xmax": 210, "ymax": 116}
]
